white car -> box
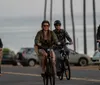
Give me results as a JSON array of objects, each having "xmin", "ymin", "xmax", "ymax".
[
  {"xmin": 69, "ymin": 49, "xmax": 91, "ymax": 66},
  {"xmin": 16, "ymin": 48, "xmax": 39, "ymax": 67},
  {"xmin": 91, "ymin": 50, "xmax": 100, "ymax": 65}
]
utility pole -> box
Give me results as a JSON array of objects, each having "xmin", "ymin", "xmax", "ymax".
[
  {"xmin": 93, "ymin": 0, "xmax": 97, "ymax": 51},
  {"xmin": 70, "ymin": 0, "xmax": 76, "ymax": 51},
  {"xmin": 83, "ymin": 0, "xmax": 87, "ymax": 54}
]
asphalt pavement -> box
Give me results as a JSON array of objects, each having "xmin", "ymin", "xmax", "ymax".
[{"xmin": 0, "ymin": 65, "xmax": 100, "ymax": 85}]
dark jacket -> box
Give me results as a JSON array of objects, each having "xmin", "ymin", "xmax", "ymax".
[
  {"xmin": 53, "ymin": 29, "xmax": 72, "ymax": 44},
  {"xmin": 0, "ymin": 38, "xmax": 3, "ymax": 48},
  {"xmin": 97, "ymin": 25, "xmax": 100, "ymax": 40},
  {"xmin": 35, "ymin": 30, "xmax": 58, "ymax": 48}
]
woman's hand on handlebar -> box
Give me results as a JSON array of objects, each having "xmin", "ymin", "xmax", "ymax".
[{"xmin": 37, "ymin": 43, "xmax": 42, "ymax": 46}]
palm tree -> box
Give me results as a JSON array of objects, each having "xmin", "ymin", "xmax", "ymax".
[
  {"xmin": 50, "ymin": 0, "xmax": 53, "ymax": 29},
  {"xmin": 44, "ymin": 0, "xmax": 47, "ymax": 20},
  {"xmin": 93, "ymin": 0, "xmax": 97, "ymax": 51},
  {"xmin": 70, "ymin": 0, "xmax": 76, "ymax": 52},
  {"xmin": 62, "ymin": 0, "xmax": 66, "ymax": 31},
  {"xmin": 83, "ymin": 0, "xmax": 87, "ymax": 54}
]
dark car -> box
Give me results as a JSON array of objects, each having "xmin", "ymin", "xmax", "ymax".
[
  {"xmin": 16, "ymin": 47, "xmax": 39, "ymax": 67},
  {"xmin": 2, "ymin": 53, "xmax": 17, "ymax": 66}
]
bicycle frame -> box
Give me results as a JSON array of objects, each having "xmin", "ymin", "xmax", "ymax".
[{"xmin": 56, "ymin": 42, "xmax": 71, "ymax": 80}]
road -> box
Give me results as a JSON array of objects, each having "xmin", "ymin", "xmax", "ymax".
[{"xmin": 0, "ymin": 65, "xmax": 100, "ymax": 85}]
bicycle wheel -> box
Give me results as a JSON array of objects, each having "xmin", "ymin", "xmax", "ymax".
[
  {"xmin": 42, "ymin": 59, "xmax": 49, "ymax": 85},
  {"xmin": 99, "ymin": 59, "xmax": 100, "ymax": 70},
  {"xmin": 98, "ymin": 63, "xmax": 100, "ymax": 70},
  {"xmin": 64, "ymin": 59, "xmax": 71, "ymax": 80},
  {"xmin": 58, "ymin": 63, "xmax": 63, "ymax": 80},
  {"xmin": 49, "ymin": 58, "xmax": 55, "ymax": 85}
]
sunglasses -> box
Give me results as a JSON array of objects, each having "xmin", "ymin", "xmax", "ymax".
[{"xmin": 43, "ymin": 25, "xmax": 49, "ymax": 27}]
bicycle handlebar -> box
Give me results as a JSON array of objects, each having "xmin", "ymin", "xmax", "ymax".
[
  {"xmin": 57, "ymin": 42, "xmax": 72, "ymax": 46},
  {"xmin": 97, "ymin": 40, "xmax": 100, "ymax": 43},
  {"xmin": 36, "ymin": 42, "xmax": 72, "ymax": 50}
]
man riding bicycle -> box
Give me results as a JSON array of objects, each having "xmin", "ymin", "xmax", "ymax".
[
  {"xmin": 53, "ymin": 20, "xmax": 73, "ymax": 75},
  {"xmin": 34, "ymin": 20, "xmax": 58, "ymax": 75},
  {"xmin": 97, "ymin": 25, "xmax": 100, "ymax": 48},
  {"xmin": 0, "ymin": 38, "xmax": 3, "ymax": 76}
]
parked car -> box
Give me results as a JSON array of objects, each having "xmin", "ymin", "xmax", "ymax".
[
  {"xmin": 16, "ymin": 47, "xmax": 39, "ymax": 67},
  {"xmin": 91, "ymin": 50, "xmax": 100, "ymax": 65},
  {"xmin": 2, "ymin": 52, "xmax": 18, "ymax": 66},
  {"xmin": 69, "ymin": 49, "xmax": 91, "ymax": 66}
]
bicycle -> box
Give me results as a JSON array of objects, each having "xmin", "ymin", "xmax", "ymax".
[
  {"xmin": 55, "ymin": 42, "xmax": 71, "ymax": 80},
  {"xmin": 39, "ymin": 46, "xmax": 55, "ymax": 85}
]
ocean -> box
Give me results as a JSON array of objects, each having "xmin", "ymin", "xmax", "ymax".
[{"xmin": 0, "ymin": 14, "xmax": 100, "ymax": 57}]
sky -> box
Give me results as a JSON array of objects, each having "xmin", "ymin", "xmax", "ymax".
[
  {"xmin": 0, "ymin": 0, "xmax": 100, "ymax": 18},
  {"xmin": 0, "ymin": 0, "xmax": 100, "ymax": 55}
]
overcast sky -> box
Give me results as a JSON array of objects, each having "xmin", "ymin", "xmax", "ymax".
[{"xmin": 0, "ymin": 0, "xmax": 100, "ymax": 18}]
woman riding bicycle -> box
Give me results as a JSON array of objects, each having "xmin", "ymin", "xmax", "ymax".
[{"xmin": 34, "ymin": 20, "xmax": 58, "ymax": 75}]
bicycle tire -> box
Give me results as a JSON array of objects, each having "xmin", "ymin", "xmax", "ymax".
[
  {"xmin": 49, "ymin": 58, "xmax": 55, "ymax": 85},
  {"xmin": 64, "ymin": 59, "xmax": 71, "ymax": 80},
  {"xmin": 58, "ymin": 63, "xmax": 63, "ymax": 80},
  {"xmin": 98, "ymin": 64, "xmax": 100, "ymax": 70},
  {"xmin": 42, "ymin": 59, "xmax": 48, "ymax": 85}
]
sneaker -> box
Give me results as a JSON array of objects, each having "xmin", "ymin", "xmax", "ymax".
[{"xmin": 57, "ymin": 71, "xmax": 61, "ymax": 76}]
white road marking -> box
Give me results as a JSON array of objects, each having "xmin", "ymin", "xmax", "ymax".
[{"xmin": 3, "ymin": 71, "xmax": 100, "ymax": 82}]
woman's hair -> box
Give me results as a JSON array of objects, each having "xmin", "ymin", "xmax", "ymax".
[
  {"xmin": 41, "ymin": 20, "xmax": 51, "ymax": 41},
  {"xmin": 41, "ymin": 20, "xmax": 50, "ymax": 27}
]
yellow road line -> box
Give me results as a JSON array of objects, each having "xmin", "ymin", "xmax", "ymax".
[{"xmin": 3, "ymin": 72, "xmax": 100, "ymax": 82}]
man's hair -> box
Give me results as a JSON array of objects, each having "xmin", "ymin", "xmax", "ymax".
[{"xmin": 54, "ymin": 20, "xmax": 61, "ymax": 26}]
